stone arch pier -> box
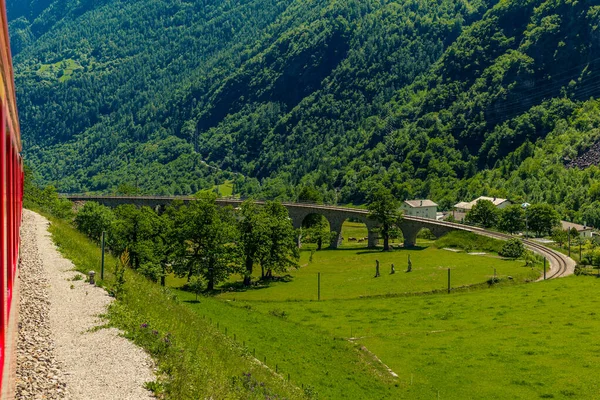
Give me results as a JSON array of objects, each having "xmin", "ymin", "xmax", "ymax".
[{"xmin": 64, "ymin": 195, "xmax": 461, "ymax": 248}]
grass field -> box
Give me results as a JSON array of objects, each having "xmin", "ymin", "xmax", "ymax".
[
  {"xmin": 210, "ymin": 223, "xmax": 541, "ymax": 301},
  {"xmin": 37, "ymin": 59, "xmax": 83, "ymax": 82},
  {"xmin": 235, "ymin": 276, "xmax": 600, "ymax": 399},
  {"xmin": 213, "ymin": 180, "xmax": 235, "ymax": 197},
  {"xmin": 48, "ymin": 214, "xmax": 598, "ymax": 399},
  {"xmin": 216, "ymin": 244, "xmax": 539, "ymax": 301}
]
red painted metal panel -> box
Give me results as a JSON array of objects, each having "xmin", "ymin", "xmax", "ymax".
[
  {"xmin": 0, "ymin": 104, "xmax": 5, "ymax": 380},
  {"xmin": 0, "ymin": 0, "xmax": 23, "ymax": 395},
  {"xmin": 5, "ymin": 137, "xmax": 10, "ymax": 315}
]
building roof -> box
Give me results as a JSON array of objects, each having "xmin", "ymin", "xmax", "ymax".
[
  {"xmin": 454, "ymin": 201, "xmax": 471, "ymax": 209},
  {"xmin": 473, "ymin": 196, "xmax": 510, "ymax": 207},
  {"xmin": 454, "ymin": 196, "xmax": 510, "ymax": 210},
  {"xmin": 561, "ymin": 220, "xmax": 594, "ymax": 232},
  {"xmin": 403, "ymin": 199, "xmax": 438, "ymax": 208}
]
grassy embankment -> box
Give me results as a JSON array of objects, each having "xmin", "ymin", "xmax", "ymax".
[{"xmin": 46, "ymin": 214, "xmax": 307, "ymax": 399}]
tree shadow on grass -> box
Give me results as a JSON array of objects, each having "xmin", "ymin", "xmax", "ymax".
[
  {"xmin": 356, "ymin": 246, "xmax": 427, "ymax": 255},
  {"xmin": 219, "ymin": 274, "xmax": 295, "ymax": 293}
]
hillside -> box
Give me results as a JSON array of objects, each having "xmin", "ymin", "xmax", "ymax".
[{"xmin": 9, "ymin": 0, "xmax": 600, "ymax": 222}]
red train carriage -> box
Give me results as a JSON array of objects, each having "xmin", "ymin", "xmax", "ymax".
[{"xmin": 0, "ymin": 0, "xmax": 23, "ymax": 398}]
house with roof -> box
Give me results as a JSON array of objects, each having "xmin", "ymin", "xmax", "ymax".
[
  {"xmin": 453, "ymin": 196, "xmax": 512, "ymax": 221},
  {"xmin": 401, "ymin": 200, "xmax": 438, "ymax": 220},
  {"xmin": 561, "ymin": 221, "xmax": 595, "ymax": 239}
]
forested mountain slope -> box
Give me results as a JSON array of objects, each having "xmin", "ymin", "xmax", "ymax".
[{"xmin": 9, "ymin": 0, "xmax": 600, "ymax": 224}]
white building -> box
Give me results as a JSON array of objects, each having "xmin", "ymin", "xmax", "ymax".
[
  {"xmin": 401, "ymin": 200, "xmax": 438, "ymax": 219},
  {"xmin": 561, "ymin": 221, "xmax": 594, "ymax": 239},
  {"xmin": 453, "ymin": 196, "xmax": 512, "ymax": 221}
]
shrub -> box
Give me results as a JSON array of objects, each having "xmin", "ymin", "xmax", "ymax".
[
  {"xmin": 499, "ymin": 238, "xmax": 525, "ymax": 259},
  {"xmin": 417, "ymin": 228, "xmax": 436, "ymax": 240},
  {"xmin": 435, "ymin": 231, "xmax": 504, "ymax": 253}
]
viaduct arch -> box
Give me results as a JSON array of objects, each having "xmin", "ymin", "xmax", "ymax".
[{"xmin": 64, "ymin": 195, "xmax": 457, "ymax": 248}]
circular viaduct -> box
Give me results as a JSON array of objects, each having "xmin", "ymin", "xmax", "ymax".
[{"xmin": 64, "ymin": 195, "xmax": 456, "ymax": 248}]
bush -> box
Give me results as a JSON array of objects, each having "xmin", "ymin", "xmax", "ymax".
[
  {"xmin": 417, "ymin": 228, "xmax": 437, "ymax": 240},
  {"xmin": 435, "ymin": 231, "xmax": 504, "ymax": 253},
  {"xmin": 23, "ymin": 167, "xmax": 74, "ymax": 219},
  {"xmin": 499, "ymin": 238, "xmax": 525, "ymax": 259}
]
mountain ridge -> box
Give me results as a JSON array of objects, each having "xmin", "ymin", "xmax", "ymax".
[{"xmin": 9, "ymin": 0, "xmax": 600, "ymax": 225}]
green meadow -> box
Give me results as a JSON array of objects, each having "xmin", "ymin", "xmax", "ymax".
[
  {"xmin": 48, "ymin": 216, "xmax": 599, "ymax": 399},
  {"xmin": 37, "ymin": 59, "xmax": 83, "ymax": 82},
  {"xmin": 215, "ymin": 223, "xmax": 541, "ymax": 301},
  {"xmin": 175, "ymin": 276, "xmax": 600, "ymax": 399},
  {"xmin": 213, "ymin": 180, "xmax": 235, "ymax": 197},
  {"xmin": 217, "ymin": 244, "xmax": 539, "ymax": 301}
]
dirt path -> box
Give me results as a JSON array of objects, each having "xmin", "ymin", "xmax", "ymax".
[{"xmin": 16, "ymin": 210, "xmax": 155, "ymax": 399}]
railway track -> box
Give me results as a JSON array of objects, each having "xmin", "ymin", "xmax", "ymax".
[{"xmin": 406, "ymin": 216, "xmax": 574, "ymax": 279}]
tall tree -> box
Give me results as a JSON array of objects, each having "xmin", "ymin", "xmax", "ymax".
[
  {"xmin": 465, "ymin": 200, "xmax": 499, "ymax": 228},
  {"xmin": 155, "ymin": 204, "xmax": 180, "ymax": 286},
  {"xmin": 171, "ymin": 193, "xmax": 240, "ymax": 291},
  {"xmin": 259, "ymin": 201, "xmax": 300, "ymax": 279},
  {"xmin": 237, "ymin": 201, "xmax": 270, "ymax": 286},
  {"xmin": 527, "ymin": 203, "xmax": 560, "ymax": 237},
  {"xmin": 366, "ymin": 185, "xmax": 402, "ymax": 251},
  {"xmin": 497, "ymin": 205, "xmax": 525, "ymax": 234},
  {"xmin": 74, "ymin": 201, "xmax": 115, "ymax": 243},
  {"xmin": 110, "ymin": 205, "xmax": 161, "ymax": 280}
]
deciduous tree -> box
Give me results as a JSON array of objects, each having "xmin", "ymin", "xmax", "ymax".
[
  {"xmin": 171, "ymin": 193, "xmax": 240, "ymax": 291},
  {"xmin": 110, "ymin": 205, "xmax": 162, "ymax": 280},
  {"xmin": 237, "ymin": 201, "xmax": 270, "ymax": 286},
  {"xmin": 74, "ymin": 201, "xmax": 115, "ymax": 243},
  {"xmin": 465, "ymin": 200, "xmax": 498, "ymax": 228},
  {"xmin": 367, "ymin": 185, "xmax": 402, "ymax": 251},
  {"xmin": 497, "ymin": 205, "xmax": 525, "ymax": 234},
  {"xmin": 527, "ymin": 203, "xmax": 560, "ymax": 237},
  {"xmin": 258, "ymin": 202, "xmax": 299, "ymax": 279}
]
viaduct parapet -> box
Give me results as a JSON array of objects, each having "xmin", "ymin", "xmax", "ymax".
[{"xmin": 64, "ymin": 195, "xmax": 457, "ymax": 248}]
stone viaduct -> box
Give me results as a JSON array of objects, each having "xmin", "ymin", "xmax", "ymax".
[{"xmin": 64, "ymin": 195, "xmax": 458, "ymax": 249}]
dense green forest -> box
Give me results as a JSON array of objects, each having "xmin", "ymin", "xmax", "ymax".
[{"xmin": 9, "ymin": 0, "xmax": 600, "ymax": 225}]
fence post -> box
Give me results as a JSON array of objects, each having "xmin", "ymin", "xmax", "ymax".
[
  {"xmin": 447, "ymin": 268, "xmax": 451, "ymax": 294},
  {"xmin": 101, "ymin": 231, "xmax": 106, "ymax": 280},
  {"xmin": 544, "ymin": 258, "xmax": 546, "ymax": 280},
  {"xmin": 318, "ymin": 272, "xmax": 321, "ymax": 301}
]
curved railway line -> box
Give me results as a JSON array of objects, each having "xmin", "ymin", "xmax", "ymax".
[
  {"xmin": 261, "ymin": 203, "xmax": 574, "ymax": 279},
  {"xmin": 405, "ymin": 216, "xmax": 574, "ymax": 279},
  {"xmin": 267, "ymin": 202, "xmax": 574, "ymax": 279}
]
